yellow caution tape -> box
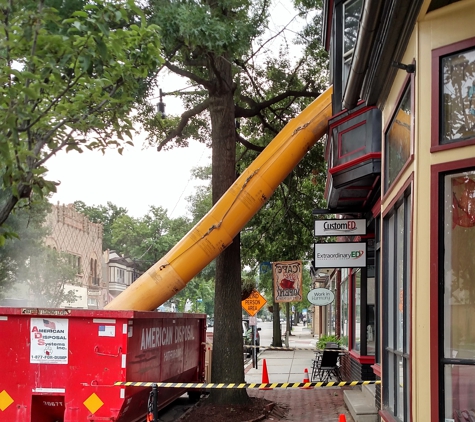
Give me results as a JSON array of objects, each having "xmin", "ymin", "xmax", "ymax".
[
  {"xmin": 114, "ymin": 380, "xmax": 381, "ymax": 389},
  {"xmin": 203, "ymin": 342, "xmax": 321, "ymax": 352}
]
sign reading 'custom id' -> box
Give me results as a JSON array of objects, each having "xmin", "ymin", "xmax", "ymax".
[{"xmin": 314, "ymin": 219, "xmax": 366, "ymax": 236}]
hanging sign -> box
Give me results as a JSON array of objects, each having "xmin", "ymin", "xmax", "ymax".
[
  {"xmin": 314, "ymin": 242, "xmax": 366, "ymax": 268},
  {"xmin": 314, "ymin": 219, "xmax": 366, "ymax": 236},
  {"xmin": 272, "ymin": 260, "xmax": 303, "ymax": 303},
  {"xmin": 307, "ymin": 288, "xmax": 335, "ymax": 306}
]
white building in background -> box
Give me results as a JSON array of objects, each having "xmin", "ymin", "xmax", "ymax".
[{"xmin": 103, "ymin": 249, "xmax": 141, "ymax": 302}]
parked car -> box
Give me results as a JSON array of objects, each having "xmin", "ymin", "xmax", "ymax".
[{"xmin": 242, "ymin": 318, "xmax": 261, "ymax": 357}]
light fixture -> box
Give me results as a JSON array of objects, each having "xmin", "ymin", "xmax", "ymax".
[{"xmin": 392, "ymin": 61, "xmax": 416, "ymax": 74}]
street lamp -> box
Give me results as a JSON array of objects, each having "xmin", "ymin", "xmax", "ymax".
[{"xmin": 157, "ymin": 88, "xmax": 166, "ymax": 118}]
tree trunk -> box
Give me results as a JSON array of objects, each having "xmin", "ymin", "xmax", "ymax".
[
  {"xmin": 272, "ymin": 301, "xmax": 283, "ymax": 347},
  {"xmin": 208, "ymin": 56, "xmax": 250, "ymax": 405}
]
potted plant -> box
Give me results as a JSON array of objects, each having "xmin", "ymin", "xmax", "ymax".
[{"xmin": 317, "ymin": 334, "xmax": 342, "ymax": 350}]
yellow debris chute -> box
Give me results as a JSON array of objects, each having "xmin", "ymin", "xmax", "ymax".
[{"xmin": 105, "ymin": 86, "xmax": 332, "ymax": 311}]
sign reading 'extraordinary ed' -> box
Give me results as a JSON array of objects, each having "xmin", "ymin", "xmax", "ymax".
[{"xmin": 314, "ymin": 242, "xmax": 366, "ymax": 268}]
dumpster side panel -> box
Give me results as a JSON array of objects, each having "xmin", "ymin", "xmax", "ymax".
[
  {"xmin": 0, "ymin": 309, "xmax": 206, "ymax": 422},
  {"xmin": 117, "ymin": 313, "xmax": 206, "ymax": 418},
  {"xmin": 0, "ymin": 309, "xmax": 128, "ymax": 422},
  {"xmin": 0, "ymin": 313, "xmax": 30, "ymax": 422},
  {"xmin": 67, "ymin": 315, "xmax": 127, "ymax": 422}
]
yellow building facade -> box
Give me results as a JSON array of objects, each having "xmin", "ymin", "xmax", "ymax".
[{"xmin": 321, "ymin": 0, "xmax": 475, "ymax": 420}]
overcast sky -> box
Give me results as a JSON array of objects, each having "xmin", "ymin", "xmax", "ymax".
[
  {"xmin": 46, "ymin": 137, "xmax": 210, "ymax": 219},
  {"xmin": 46, "ymin": 1, "xmax": 306, "ymax": 219}
]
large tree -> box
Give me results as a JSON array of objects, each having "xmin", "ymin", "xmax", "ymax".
[
  {"xmin": 0, "ymin": 0, "xmax": 163, "ymax": 242},
  {"xmin": 138, "ymin": 0, "xmax": 328, "ymax": 405}
]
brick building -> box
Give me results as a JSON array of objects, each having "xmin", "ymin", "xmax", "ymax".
[{"xmin": 45, "ymin": 203, "xmax": 105, "ymax": 309}]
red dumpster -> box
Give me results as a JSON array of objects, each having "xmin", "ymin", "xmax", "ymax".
[{"xmin": 0, "ymin": 307, "xmax": 206, "ymax": 422}]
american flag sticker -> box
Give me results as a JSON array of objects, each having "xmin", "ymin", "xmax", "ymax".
[
  {"xmin": 98, "ymin": 325, "xmax": 116, "ymax": 337},
  {"xmin": 43, "ymin": 319, "xmax": 56, "ymax": 330}
]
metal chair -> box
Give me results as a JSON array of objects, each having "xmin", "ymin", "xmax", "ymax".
[
  {"xmin": 311, "ymin": 352, "xmax": 322, "ymax": 381},
  {"xmin": 312, "ymin": 348, "xmax": 341, "ymax": 382}
]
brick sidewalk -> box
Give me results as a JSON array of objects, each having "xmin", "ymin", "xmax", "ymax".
[{"xmin": 248, "ymin": 387, "xmax": 354, "ymax": 422}]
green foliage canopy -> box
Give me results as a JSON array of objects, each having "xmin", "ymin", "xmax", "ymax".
[{"xmin": 0, "ymin": 0, "xmax": 164, "ymax": 241}]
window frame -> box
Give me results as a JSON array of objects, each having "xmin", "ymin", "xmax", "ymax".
[
  {"xmin": 372, "ymin": 202, "xmax": 382, "ymax": 372},
  {"xmin": 383, "ymin": 74, "xmax": 415, "ymax": 196},
  {"xmin": 329, "ymin": 0, "xmax": 364, "ymax": 114},
  {"xmin": 381, "ymin": 179, "xmax": 413, "ymax": 421},
  {"xmin": 430, "ymin": 158, "xmax": 475, "ymax": 420},
  {"xmin": 340, "ymin": 270, "xmax": 350, "ymax": 349},
  {"xmin": 431, "ymin": 37, "xmax": 475, "ymax": 152}
]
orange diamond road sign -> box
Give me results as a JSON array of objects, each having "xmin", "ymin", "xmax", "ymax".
[{"xmin": 242, "ymin": 290, "xmax": 267, "ymax": 316}]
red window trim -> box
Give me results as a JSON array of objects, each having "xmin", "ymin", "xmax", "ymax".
[
  {"xmin": 349, "ymin": 349, "xmax": 376, "ymax": 365},
  {"xmin": 371, "ymin": 363, "xmax": 381, "ymax": 378},
  {"xmin": 329, "ymin": 152, "xmax": 381, "ymax": 175},
  {"xmin": 380, "ymin": 409, "xmax": 399, "ymax": 422},
  {"xmin": 383, "ymin": 70, "xmax": 414, "ymax": 195},
  {"xmin": 338, "ymin": 120, "xmax": 367, "ymax": 160},
  {"xmin": 431, "ymin": 37, "xmax": 475, "ymax": 150},
  {"xmin": 430, "ymin": 158, "xmax": 475, "ymax": 420},
  {"xmin": 381, "ymin": 173, "xmax": 414, "ymax": 219}
]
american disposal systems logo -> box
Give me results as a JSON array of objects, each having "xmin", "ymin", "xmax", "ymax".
[
  {"xmin": 315, "ymin": 250, "xmax": 365, "ymax": 260},
  {"xmin": 322, "ymin": 220, "xmax": 359, "ymax": 233}
]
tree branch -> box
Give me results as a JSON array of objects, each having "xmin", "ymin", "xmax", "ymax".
[
  {"xmin": 235, "ymin": 90, "xmax": 320, "ymax": 118},
  {"xmin": 243, "ymin": 14, "xmax": 299, "ymax": 65},
  {"xmin": 236, "ymin": 133, "xmax": 265, "ymax": 152},
  {"xmin": 164, "ymin": 61, "xmax": 213, "ymax": 90},
  {"xmin": 19, "ymin": 72, "xmax": 86, "ymax": 133},
  {"xmin": 157, "ymin": 98, "xmax": 210, "ymax": 151}
]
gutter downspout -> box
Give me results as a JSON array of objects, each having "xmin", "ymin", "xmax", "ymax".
[{"xmin": 342, "ymin": 0, "xmax": 383, "ymax": 110}]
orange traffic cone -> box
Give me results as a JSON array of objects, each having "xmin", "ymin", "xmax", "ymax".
[
  {"xmin": 339, "ymin": 415, "xmax": 347, "ymax": 422},
  {"xmin": 300, "ymin": 368, "xmax": 313, "ymax": 389},
  {"xmin": 260, "ymin": 359, "xmax": 273, "ymax": 390}
]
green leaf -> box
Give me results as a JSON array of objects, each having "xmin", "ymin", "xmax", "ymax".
[
  {"xmin": 23, "ymin": 87, "xmax": 39, "ymax": 99},
  {"xmin": 94, "ymin": 36, "xmax": 108, "ymax": 59},
  {"xmin": 96, "ymin": 22, "xmax": 110, "ymax": 36},
  {"xmin": 72, "ymin": 11, "xmax": 88, "ymax": 18}
]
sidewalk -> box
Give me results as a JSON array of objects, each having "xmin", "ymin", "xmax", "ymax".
[{"xmin": 244, "ymin": 326, "xmax": 354, "ymax": 422}]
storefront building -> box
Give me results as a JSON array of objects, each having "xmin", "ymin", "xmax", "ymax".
[{"xmin": 320, "ymin": 0, "xmax": 475, "ymax": 420}]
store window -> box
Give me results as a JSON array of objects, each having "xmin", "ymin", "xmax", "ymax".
[
  {"xmin": 441, "ymin": 46, "xmax": 475, "ymax": 144},
  {"xmin": 341, "ymin": 272, "xmax": 349, "ymax": 348},
  {"xmin": 327, "ymin": 276, "xmax": 337, "ymax": 335},
  {"xmin": 343, "ymin": 0, "xmax": 363, "ymax": 90},
  {"xmin": 442, "ymin": 170, "xmax": 475, "ymax": 420},
  {"xmin": 385, "ymin": 82, "xmax": 412, "ymax": 191},
  {"xmin": 374, "ymin": 214, "xmax": 381, "ymax": 364},
  {"xmin": 353, "ymin": 269, "xmax": 361, "ymax": 351},
  {"xmin": 327, "ymin": 0, "xmax": 363, "ymax": 113},
  {"xmin": 432, "ymin": 38, "xmax": 475, "ymax": 149},
  {"xmin": 382, "ymin": 189, "xmax": 411, "ymax": 421}
]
